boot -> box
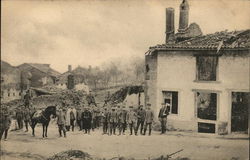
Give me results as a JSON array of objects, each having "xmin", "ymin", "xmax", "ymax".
[
  {"xmin": 140, "ymin": 128, "xmax": 143, "ymax": 135},
  {"xmin": 143, "ymin": 129, "xmax": 146, "ymax": 136},
  {"xmin": 149, "ymin": 129, "xmax": 151, "ymax": 136}
]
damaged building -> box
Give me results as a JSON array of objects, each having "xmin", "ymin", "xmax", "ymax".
[{"xmin": 145, "ymin": 0, "xmax": 249, "ymax": 134}]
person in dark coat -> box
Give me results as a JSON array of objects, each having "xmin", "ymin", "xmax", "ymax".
[
  {"xmin": 57, "ymin": 108, "xmax": 67, "ymax": 138},
  {"xmin": 24, "ymin": 90, "xmax": 31, "ymax": 108},
  {"xmin": 82, "ymin": 106, "xmax": 92, "ymax": 134},
  {"xmin": 86, "ymin": 91, "xmax": 97, "ymax": 106},
  {"xmin": 76, "ymin": 105, "xmax": 83, "ymax": 131},
  {"xmin": 69, "ymin": 107, "xmax": 76, "ymax": 132},
  {"xmin": 158, "ymin": 103, "xmax": 170, "ymax": 134},
  {"xmin": 0, "ymin": 105, "xmax": 11, "ymax": 141},
  {"xmin": 109, "ymin": 107, "xmax": 118, "ymax": 135},
  {"xmin": 135, "ymin": 105, "xmax": 146, "ymax": 135},
  {"xmin": 16, "ymin": 107, "xmax": 24, "ymax": 130},
  {"xmin": 118, "ymin": 105, "xmax": 127, "ymax": 135},
  {"xmin": 23, "ymin": 107, "xmax": 31, "ymax": 132},
  {"xmin": 101, "ymin": 107, "xmax": 109, "ymax": 135},
  {"xmin": 143, "ymin": 104, "xmax": 154, "ymax": 136},
  {"xmin": 126, "ymin": 106, "xmax": 137, "ymax": 135}
]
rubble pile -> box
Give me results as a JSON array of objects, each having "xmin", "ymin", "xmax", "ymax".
[
  {"xmin": 47, "ymin": 150, "xmax": 93, "ymax": 160},
  {"xmin": 108, "ymin": 86, "xmax": 143, "ymax": 104}
]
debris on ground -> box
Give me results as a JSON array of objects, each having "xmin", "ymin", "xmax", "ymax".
[{"xmin": 47, "ymin": 150, "xmax": 93, "ymax": 160}]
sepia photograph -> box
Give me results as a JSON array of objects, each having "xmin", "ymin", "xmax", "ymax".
[{"xmin": 1, "ymin": 0, "xmax": 249, "ymax": 160}]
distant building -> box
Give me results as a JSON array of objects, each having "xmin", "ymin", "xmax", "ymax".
[
  {"xmin": 145, "ymin": 0, "xmax": 249, "ymax": 134},
  {"xmin": 1, "ymin": 61, "xmax": 22, "ymax": 102},
  {"xmin": 56, "ymin": 65, "xmax": 89, "ymax": 93},
  {"xmin": 18, "ymin": 63, "xmax": 60, "ymax": 89}
]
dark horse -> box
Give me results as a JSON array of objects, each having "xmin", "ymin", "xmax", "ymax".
[{"xmin": 30, "ymin": 106, "xmax": 57, "ymax": 138}]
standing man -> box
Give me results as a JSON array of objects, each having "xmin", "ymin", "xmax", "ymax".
[
  {"xmin": 69, "ymin": 107, "xmax": 76, "ymax": 132},
  {"xmin": 76, "ymin": 105, "xmax": 83, "ymax": 131},
  {"xmin": 118, "ymin": 105, "xmax": 127, "ymax": 135},
  {"xmin": 135, "ymin": 105, "xmax": 146, "ymax": 135},
  {"xmin": 126, "ymin": 106, "xmax": 137, "ymax": 135},
  {"xmin": 158, "ymin": 103, "xmax": 170, "ymax": 134},
  {"xmin": 16, "ymin": 107, "xmax": 24, "ymax": 130},
  {"xmin": 143, "ymin": 104, "xmax": 154, "ymax": 136},
  {"xmin": 24, "ymin": 90, "xmax": 31, "ymax": 108},
  {"xmin": 86, "ymin": 91, "xmax": 97, "ymax": 107},
  {"xmin": 57, "ymin": 108, "xmax": 67, "ymax": 138},
  {"xmin": 23, "ymin": 107, "xmax": 31, "ymax": 132},
  {"xmin": 0, "ymin": 105, "xmax": 11, "ymax": 141},
  {"xmin": 101, "ymin": 107, "xmax": 109, "ymax": 135},
  {"xmin": 82, "ymin": 106, "xmax": 92, "ymax": 134},
  {"xmin": 109, "ymin": 107, "xmax": 118, "ymax": 135}
]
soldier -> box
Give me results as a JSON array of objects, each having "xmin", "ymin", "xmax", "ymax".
[
  {"xmin": 143, "ymin": 104, "xmax": 154, "ymax": 136},
  {"xmin": 24, "ymin": 90, "xmax": 31, "ymax": 108},
  {"xmin": 126, "ymin": 106, "xmax": 137, "ymax": 135},
  {"xmin": 101, "ymin": 107, "xmax": 109, "ymax": 135},
  {"xmin": 109, "ymin": 107, "xmax": 118, "ymax": 135},
  {"xmin": 86, "ymin": 91, "xmax": 97, "ymax": 107},
  {"xmin": 0, "ymin": 105, "xmax": 11, "ymax": 141},
  {"xmin": 23, "ymin": 107, "xmax": 31, "ymax": 132},
  {"xmin": 135, "ymin": 105, "xmax": 146, "ymax": 135},
  {"xmin": 118, "ymin": 105, "xmax": 127, "ymax": 135},
  {"xmin": 158, "ymin": 103, "xmax": 170, "ymax": 134},
  {"xmin": 57, "ymin": 108, "xmax": 67, "ymax": 138},
  {"xmin": 16, "ymin": 107, "xmax": 24, "ymax": 130},
  {"xmin": 69, "ymin": 106, "xmax": 76, "ymax": 132},
  {"xmin": 82, "ymin": 106, "xmax": 92, "ymax": 134},
  {"xmin": 76, "ymin": 105, "xmax": 83, "ymax": 131}
]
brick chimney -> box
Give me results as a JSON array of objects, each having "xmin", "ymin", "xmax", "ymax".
[
  {"xmin": 178, "ymin": 0, "xmax": 189, "ymax": 33},
  {"xmin": 165, "ymin": 7, "xmax": 175, "ymax": 43},
  {"xmin": 68, "ymin": 65, "xmax": 72, "ymax": 72}
]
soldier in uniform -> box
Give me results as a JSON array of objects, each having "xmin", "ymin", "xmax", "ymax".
[
  {"xmin": 76, "ymin": 105, "xmax": 83, "ymax": 131},
  {"xmin": 82, "ymin": 106, "xmax": 92, "ymax": 134},
  {"xmin": 135, "ymin": 105, "xmax": 146, "ymax": 135},
  {"xmin": 86, "ymin": 91, "xmax": 97, "ymax": 107},
  {"xmin": 126, "ymin": 106, "xmax": 137, "ymax": 135},
  {"xmin": 143, "ymin": 104, "xmax": 154, "ymax": 136},
  {"xmin": 23, "ymin": 107, "xmax": 31, "ymax": 132},
  {"xmin": 0, "ymin": 105, "xmax": 11, "ymax": 141},
  {"xmin": 16, "ymin": 107, "xmax": 24, "ymax": 130},
  {"xmin": 101, "ymin": 107, "xmax": 109, "ymax": 135},
  {"xmin": 118, "ymin": 105, "xmax": 127, "ymax": 135},
  {"xmin": 57, "ymin": 108, "xmax": 67, "ymax": 138},
  {"xmin": 24, "ymin": 90, "xmax": 31, "ymax": 108},
  {"xmin": 109, "ymin": 106, "xmax": 118, "ymax": 135},
  {"xmin": 158, "ymin": 103, "xmax": 170, "ymax": 134}
]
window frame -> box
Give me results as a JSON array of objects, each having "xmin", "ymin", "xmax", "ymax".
[
  {"xmin": 162, "ymin": 90, "xmax": 179, "ymax": 115},
  {"xmin": 195, "ymin": 55, "xmax": 219, "ymax": 82}
]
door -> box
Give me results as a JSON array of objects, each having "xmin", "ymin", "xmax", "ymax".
[{"xmin": 231, "ymin": 92, "xmax": 249, "ymax": 133}]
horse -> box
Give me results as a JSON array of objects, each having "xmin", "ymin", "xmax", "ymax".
[{"xmin": 30, "ymin": 106, "xmax": 57, "ymax": 138}]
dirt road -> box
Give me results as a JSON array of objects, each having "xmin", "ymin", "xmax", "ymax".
[{"xmin": 0, "ymin": 123, "xmax": 248, "ymax": 160}]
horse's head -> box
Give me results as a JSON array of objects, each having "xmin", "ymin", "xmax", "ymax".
[{"xmin": 45, "ymin": 106, "xmax": 57, "ymax": 118}]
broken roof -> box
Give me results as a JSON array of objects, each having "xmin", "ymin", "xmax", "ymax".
[
  {"xmin": 147, "ymin": 29, "xmax": 250, "ymax": 54},
  {"xmin": 20, "ymin": 63, "xmax": 61, "ymax": 77}
]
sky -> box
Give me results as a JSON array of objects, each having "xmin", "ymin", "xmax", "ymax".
[{"xmin": 2, "ymin": 0, "xmax": 250, "ymax": 73}]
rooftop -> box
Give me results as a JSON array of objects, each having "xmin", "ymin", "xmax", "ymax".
[{"xmin": 147, "ymin": 29, "xmax": 250, "ymax": 53}]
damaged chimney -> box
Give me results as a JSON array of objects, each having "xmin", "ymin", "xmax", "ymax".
[
  {"xmin": 178, "ymin": 0, "xmax": 189, "ymax": 33},
  {"xmin": 165, "ymin": 7, "xmax": 175, "ymax": 43},
  {"xmin": 68, "ymin": 65, "xmax": 72, "ymax": 72}
]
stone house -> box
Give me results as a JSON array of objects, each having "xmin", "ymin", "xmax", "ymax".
[
  {"xmin": 1, "ymin": 61, "xmax": 22, "ymax": 102},
  {"xmin": 145, "ymin": 0, "xmax": 249, "ymax": 134}
]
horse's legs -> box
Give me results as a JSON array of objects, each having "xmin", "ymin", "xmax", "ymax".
[
  {"xmin": 42, "ymin": 125, "xmax": 45, "ymax": 138},
  {"xmin": 45, "ymin": 124, "xmax": 48, "ymax": 137},
  {"xmin": 31, "ymin": 121, "xmax": 37, "ymax": 137}
]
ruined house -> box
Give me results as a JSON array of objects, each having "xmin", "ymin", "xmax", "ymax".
[
  {"xmin": 18, "ymin": 63, "xmax": 60, "ymax": 89},
  {"xmin": 57, "ymin": 65, "xmax": 89, "ymax": 93},
  {"xmin": 1, "ymin": 61, "xmax": 22, "ymax": 102},
  {"xmin": 145, "ymin": 0, "xmax": 249, "ymax": 134}
]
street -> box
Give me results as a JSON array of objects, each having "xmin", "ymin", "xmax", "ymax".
[{"xmin": 0, "ymin": 123, "xmax": 249, "ymax": 160}]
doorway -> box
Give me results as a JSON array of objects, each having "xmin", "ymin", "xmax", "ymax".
[{"xmin": 231, "ymin": 92, "xmax": 249, "ymax": 133}]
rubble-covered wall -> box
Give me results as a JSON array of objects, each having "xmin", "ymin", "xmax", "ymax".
[{"xmin": 152, "ymin": 50, "xmax": 249, "ymax": 133}]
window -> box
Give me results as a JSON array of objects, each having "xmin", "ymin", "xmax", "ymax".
[
  {"xmin": 13, "ymin": 92, "xmax": 15, "ymax": 96},
  {"xmin": 196, "ymin": 92, "xmax": 217, "ymax": 120},
  {"xmin": 8, "ymin": 92, "xmax": 10, "ymax": 97},
  {"xmin": 162, "ymin": 91, "xmax": 178, "ymax": 114},
  {"xmin": 196, "ymin": 56, "xmax": 218, "ymax": 81}
]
